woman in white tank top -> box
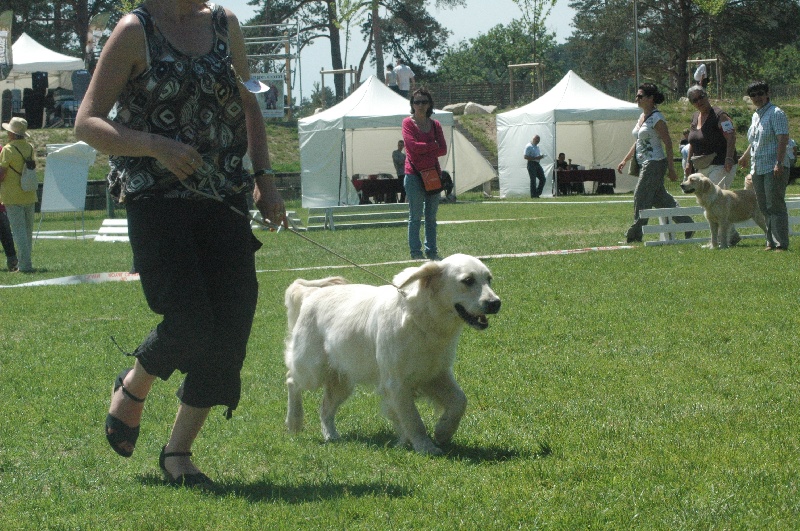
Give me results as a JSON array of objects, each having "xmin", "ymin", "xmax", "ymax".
[{"xmin": 617, "ymin": 83, "xmax": 693, "ymax": 243}]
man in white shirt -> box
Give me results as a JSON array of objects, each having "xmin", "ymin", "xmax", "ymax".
[
  {"xmin": 524, "ymin": 135, "xmax": 546, "ymax": 198},
  {"xmin": 693, "ymin": 62, "xmax": 708, "ymax": 89},
  {"xmin": 394, "ymin": 58, "xmax": 415, "ymax": 98}
]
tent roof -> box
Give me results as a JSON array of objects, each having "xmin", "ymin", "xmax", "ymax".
[
  {"xmin": 498, "ymin": 70, "xmax": 640, "ymax": 123},
  {"xmin": 11, "ymin": 32, "xmax": 84, "ymax": 74},
  {"xmin": 299, "ymin": 75, "xmax": 453, "ymax": 131}
]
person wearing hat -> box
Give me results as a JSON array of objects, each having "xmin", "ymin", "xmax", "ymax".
[{"xmin": 0, "ymin": 117, "xmax": 37, "ymax": 272}]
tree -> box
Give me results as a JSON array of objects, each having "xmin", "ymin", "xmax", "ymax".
[
  {"xmin": 248, "ymin": 0, "xmax": 464, "ymax": 100},
  {"xmin": 707, "ymin": 0, "xmax": 800, "ymax": 85},
  {"xmin": 568, "ymin": 0, "xmax": 800, "ymax": 95},
  {"xmin": 0, "ymin": 0, "xmax": 117, "ymax": 57},
  {"xmin": 434, "ymin": 20, "xmax": 555, "ymax": 84},
  {"xmin": 298, "ymin": 81, "xmax": 336, "ymax": 116},
  {"xmin": 760, "ymin": 45, "xmax": 800, "ymax": 86},
  {"xmin": 355, "ymin": 0, "xmax": 466, "ymax": 84},
  {"xmin": 511, "ymin": 0, "xmax": 557, "ymax": 64},
  {"xmin": 432, "ymin": 0, "xmax": 562, "ymax": 95}
]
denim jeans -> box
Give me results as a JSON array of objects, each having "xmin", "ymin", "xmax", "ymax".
[{"xmin": 404, "ymin": 173, "xmax": 439, "ymax": 256}]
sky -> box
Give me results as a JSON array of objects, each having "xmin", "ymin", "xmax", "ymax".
[{"xmin": 223, "ymin": 0, "xmax": 576, "ymax": 101}]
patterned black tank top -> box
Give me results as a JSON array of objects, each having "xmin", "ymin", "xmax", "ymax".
[{"xmin": 108, "ymin": 4, "xmax": 251, "ymax": 201}]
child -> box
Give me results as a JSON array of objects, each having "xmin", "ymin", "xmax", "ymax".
[{"xmin": 0, "ymin": 202, "xmax": 17, "ymax": 271}]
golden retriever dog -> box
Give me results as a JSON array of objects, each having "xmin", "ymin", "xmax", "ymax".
[
  {"xmin": 283, "ymin": 254, "xmax": 501, "ymax": 455},
  {"xmin": 680, "ymin": 173, "xmax": 766, "ymax": 249}
]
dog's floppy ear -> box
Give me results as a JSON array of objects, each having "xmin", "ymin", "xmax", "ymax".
[{"xmin": 393, "ymin": 261, "xmax": 443, "ymax": 290}]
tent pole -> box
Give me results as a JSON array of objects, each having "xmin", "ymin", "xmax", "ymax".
[
  {"xmin": 339, "ymin": 131, "xmax": 345, "ymax": 205},
  {"xmin": 450, "ymin": 123, "xmax": 455, "ymax": 199},
  {"xmin": 551, "ymin": 123, "xmax": 557, "ymax": 197}
]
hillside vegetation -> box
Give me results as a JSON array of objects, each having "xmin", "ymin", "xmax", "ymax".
[{"xmin": 26, "ymin": 96, "xmax": 800, "ymax": 182}]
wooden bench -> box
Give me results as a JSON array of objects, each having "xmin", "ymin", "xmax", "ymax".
[
  {"xmin": 306, "ymin": 203, "xmax": 408, "ymax": 231},
  {"xmin": 640, "ymin": 199, "xmax": 800, "ymax": 246},
  {"xmin": 94, "ymin": 211, "xmax": 302, "ymax": 241}
]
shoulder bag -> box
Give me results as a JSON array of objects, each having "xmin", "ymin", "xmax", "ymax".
[
  {"xmin": 627, "ymin": 156, "xmax": 640, "ymax": 177},
  {"xmin": 628, "ymin": 110, "xmax": 658, "ymax": 177},
  {"xmin": 11, "ymin": 144, "xmax": 38, "ymax": 192},
  {"xmin": 411, "ymin": 162, "xmax": 443, "ymax": 195},
  {"xmin": 411, "ymin": 121, "xmax": 444, "ymax": 195},
  {"xmin": 690, "ymin": 153, "xmax": 716, "ymax": 171}
]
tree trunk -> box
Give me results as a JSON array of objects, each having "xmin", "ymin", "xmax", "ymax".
[
  {"xmin": 69, "ymin": 0, "xmax": 89, "ymax": 54},
  {"xmin": 674, "ymin": 0, "xmax": 693, "ymax": 95},
  {"xmin": 373, "ymin": 0, "xmax": 384, "ymax": 82},
  {"xmin": 326, "ymin": 1, "xmax": 345, "ymax": 99}
]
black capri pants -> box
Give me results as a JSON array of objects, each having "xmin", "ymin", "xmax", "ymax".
[{"xmin": 126, "ymin": 193, "xmax": 261, "ymax": 413}]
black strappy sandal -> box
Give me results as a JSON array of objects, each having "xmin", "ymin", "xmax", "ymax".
[
  {"xmin": 105, "ymin": 368, "xmax": 145, "ymax": 458},
  {"xmin": 159, "ymin": 446, "xmax": 214, "ymax": 488}
]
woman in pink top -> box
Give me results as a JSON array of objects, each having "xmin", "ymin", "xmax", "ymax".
[{"xmin": 402, "ymin": 88, "xmax": 447, "ymax": 260}]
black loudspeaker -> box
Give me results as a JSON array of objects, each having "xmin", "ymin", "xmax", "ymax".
[
  {"xmin": 23, "ymin": 87, "xmax": 45, "ymax": 129},
  {"xmin": 32, "ymin": 71, "xmax": 48, "ymax": 95},
  {"xmin": 71, "ymin": 70, "xmax": 91, "ymax": 103},
  {"xmin": 1, "ymin": 89, "xmax": 11, "ymax": 124},
  {"xmin": 22, "ymin": 88, "xmax": 32, "ymax": 111}
]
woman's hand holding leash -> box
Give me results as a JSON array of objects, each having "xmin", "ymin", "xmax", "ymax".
[
  {"xmin": 254, "ymin": 174, "xmax": 288, "ymax": 230},
  {"xmin": 154, "ymin": 136, "xmax": 203, "ymax": 180}
]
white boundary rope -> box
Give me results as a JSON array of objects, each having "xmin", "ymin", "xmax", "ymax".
[
  {"xmin": 0, "ymin": 246, "xmax": 631, "ymax": 288},
  {"xmin": 0, "ymin": 271, "xmax": 140, "ymax": 288}
]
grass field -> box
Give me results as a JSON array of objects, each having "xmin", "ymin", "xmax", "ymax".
[{"xmin": 2, "ymin": 195, "xmax": 800, "ymax": 529}]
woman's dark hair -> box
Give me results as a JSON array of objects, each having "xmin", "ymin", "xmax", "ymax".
[
  {"xmin": 386, "ymin": 63, "xmax": 393, "ymax": 70},
  {"xmin": 747, "ymin": 80, "xmax": 769, "ymax": 96},
  {"xmin": 410, "ymin": 88, "xmax": 434, "ymax": 118},
  {"xmin": 639, "ymin": 83, "xmax": 665, "ymax": 105}
]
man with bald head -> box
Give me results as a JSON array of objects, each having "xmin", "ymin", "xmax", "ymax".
[{"xmin": 524, "ymin": 135, "xmax": 546, "ymax": 198}]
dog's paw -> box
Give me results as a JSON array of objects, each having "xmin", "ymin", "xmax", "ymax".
[
  {"xmin": 321, "ymin": 426, "xmax": 340, "ymax": 442},
  {"xmin": 433, "ymin": 432, "xmax": 454, "ymax": 446},
  {"xmin": 285, "ymin": 417, "xmax": 303, "ymax": 433},
  {"xmin": 412, "ymin": 439, "xmax": 444, "ymax": 456}
]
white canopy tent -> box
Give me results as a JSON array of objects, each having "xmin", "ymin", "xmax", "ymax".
[
  {"xmin": 496, "ymin": 70, "xmax": 642, "ymax": 197},
  {"xmin": 1, "ymin": 32, "xmax": 84, "ymax": 90},
  {"xmin": 298, "ymin": 75, "xmax": 496, "ymax": 208}
]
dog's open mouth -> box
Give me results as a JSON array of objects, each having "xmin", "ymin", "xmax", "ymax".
[{"xmin": 455, "ymin": 303, "xmax": 489, "ymax": 330}]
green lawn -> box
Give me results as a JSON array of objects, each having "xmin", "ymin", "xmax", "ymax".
[{"xmin": 2, "ymin": 196, "xmax": 799, "ymax": 529}]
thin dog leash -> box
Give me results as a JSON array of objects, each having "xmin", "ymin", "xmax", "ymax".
[{"xmin": 177, "ymin": 177, "xmax": 403, "ymax": 290}]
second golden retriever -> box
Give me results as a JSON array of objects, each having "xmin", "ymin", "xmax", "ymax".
[
  {"xmin": 680, "ymin": 173, "xmax": 766, "ymax": 249},
  {"xmin": 283, "ymin": 254, "xmax": 501, "ymax": 455}
]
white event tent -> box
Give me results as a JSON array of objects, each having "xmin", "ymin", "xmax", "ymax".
[
  {"xmin": 1, "ymin": 32, "xmax": 84, "ymax": 90},
  {"xmin": 298, "ymin": 75, "xmax": 496, "ymax": 208},
  {"xmin": 496, "ymin": 70, "xmax": 642, "ymax": 197}
]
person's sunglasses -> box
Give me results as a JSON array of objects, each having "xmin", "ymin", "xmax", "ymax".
[
  {"xmin": 635, "ymin": 94, "xmax": 647, "ymax": 99},
  {"xmin": 748, "ymin": 90, "xmax": 766, "ymax": 98},
  {"xmin": 689, "ymin": 95, "xmax": 705, "ymax": 104},
  {"xmin": 412, "ymin": 100, "xmax": 429, "ymax": 105}
]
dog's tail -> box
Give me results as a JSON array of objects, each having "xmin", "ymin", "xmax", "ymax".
[{"xmin": 285, "ymin": 277, "xmax": 348, "ymax": 331}]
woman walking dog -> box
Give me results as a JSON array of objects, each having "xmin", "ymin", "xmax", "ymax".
[{"xmin": 75, "ymin": 0, "xmax": 286, "ymax": 487}]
